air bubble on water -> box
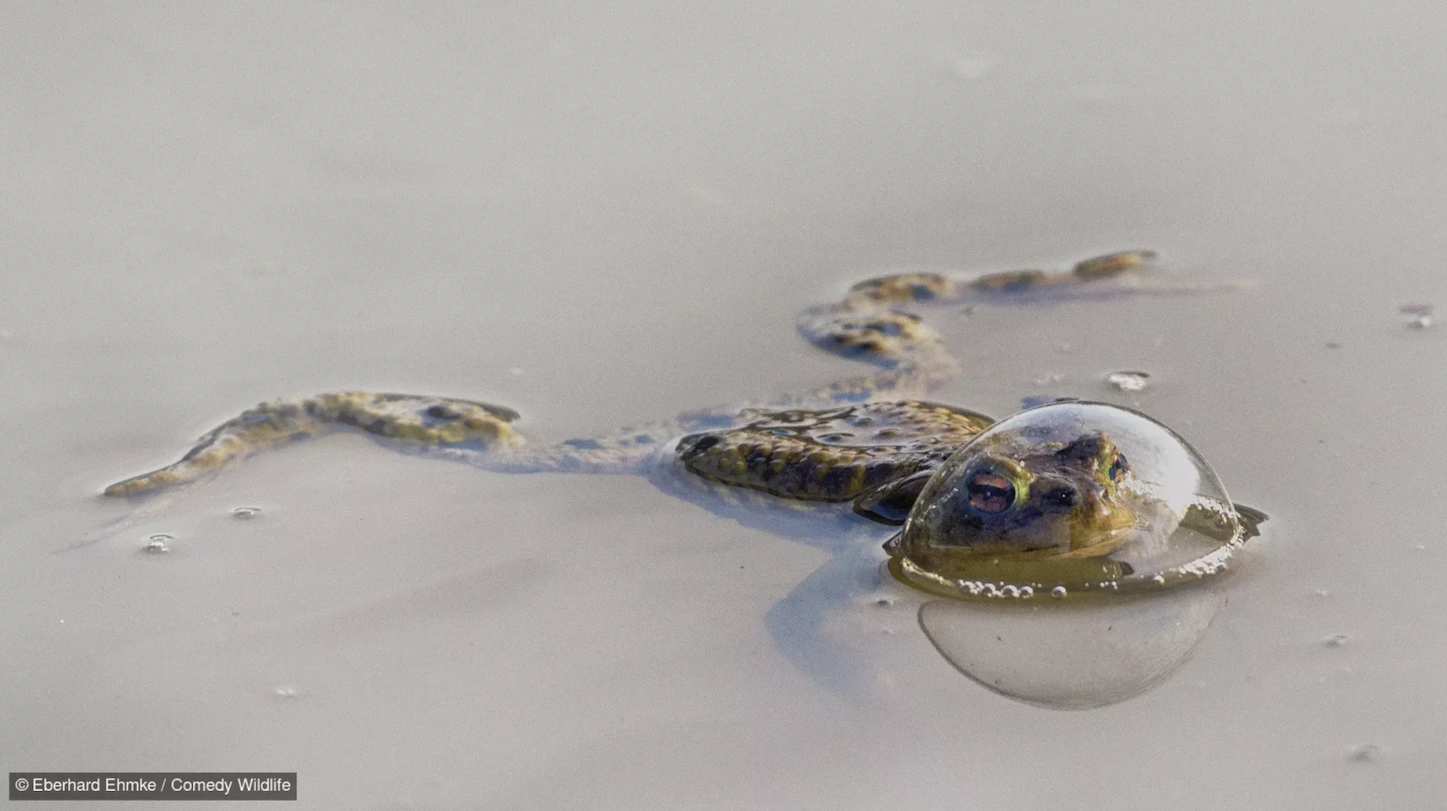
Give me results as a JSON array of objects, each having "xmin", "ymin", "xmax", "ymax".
[
  {"xmin": 1018, "ymin": 586, "xmax": 1034, "ymax": 598},
  {"xmin": 143, "ymin": 534, "xmax": 173, "ymax": 553},
  {"xmin": 1322, "ymin": 633, "xmax": 1350, "ymax": 647},
  {"xmin": 1349, "ymin": 744, "xmax": 1381, "ymax": 762},
  {"xmin": 1152, "ymin": 574, "xmax": 1167, "ymax": 585},
  {"xmin": 1050, "ymin": 586, "xmax": 1068, "ymax": 599},
  {"xmin": 1105, "ymin": 371, "xmax": 1150, "ymax": 392},
  {"xmin": 1000, "ymin": 585, "xmax": 1020, "ymax": 598},
  {"xmin": 273, "ymin": 685, "xmax": 300, "ymax": 698},
  {"xmin": 1400, "ymin": 303, "xmax": 1434, "ymax": 329},
  {"xmin": 232, "ymin": 506, "xmax": 262, "ymax": 519}
]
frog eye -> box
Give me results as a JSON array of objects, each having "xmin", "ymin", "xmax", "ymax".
[
  {"xmin": 1108, "ymin": 453, "xmax": 1129, "ymax": 482},
  {"xmin": 966, "ymin": 471, "xmax": 1016, "ymax": 513}
]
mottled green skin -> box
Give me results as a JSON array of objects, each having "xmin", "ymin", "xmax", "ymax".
[
  {"xmin": 105, "ymin": 250, "xmax": 1172, "ymax": 525},
  {"xmin": 677, "ymin": 401, "xmax": 992, "ymax": 503}
]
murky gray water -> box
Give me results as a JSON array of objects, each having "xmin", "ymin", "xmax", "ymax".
[{"xmin": 3, "ymin": 2, "xmax": 1445, "ymax": 808}]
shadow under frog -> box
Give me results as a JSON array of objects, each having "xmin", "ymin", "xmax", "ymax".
[{"xmin": 95, "ymin": 250, "xmax": 1265, "ymax": 705}]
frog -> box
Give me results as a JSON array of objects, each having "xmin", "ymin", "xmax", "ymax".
[{"xmin": 102, "ymin": 250, "xmax": 1263, "ymax": 595}]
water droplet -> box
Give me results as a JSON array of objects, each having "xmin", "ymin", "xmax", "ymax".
[
  {"xmin": 232, "ymin": 506, "xmax": 262, "ymax": 519},
  {"xmin": 143, "ymin": 534, "xmax": 172, "ymax": 553},
  {"xmin": 1050, "ymin": 586, "xmax": 1068, "ymax": 599},
  {"xmin": 1322, "ymin": 634, "xmax": 1350, "ymax": 647},
  {"xmin": 1400, "ymin": 303, "xmax": 1434, "ymax": 329},
  {"xmin": 1105, "ymin": 371, "xmax": 1150, "ymax": 392},
  {"xmin": 1350, "ymin": 744, "xmax": 1381, "ymax": 762}
]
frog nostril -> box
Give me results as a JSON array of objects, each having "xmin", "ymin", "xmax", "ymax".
[{"xmin": 1044, "ymin": 487, "xmax": 1077, "ymax": 508}]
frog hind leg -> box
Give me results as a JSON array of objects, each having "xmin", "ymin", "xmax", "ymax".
[{"xmin": 102, "ymin": 392, "xmax": 524, "ymax": 497}]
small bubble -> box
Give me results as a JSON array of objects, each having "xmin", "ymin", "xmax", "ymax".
[
  {"xmin": 1400, "ymin": 303, "xmax": 1434, "ymax": 329},
  {"xmin": 1000, "ymin": 585, "xmax": 1020, "ymax": 598},
  {"xmin": 1018, "ymin": 586, "xmax": 1034, "ymax": 598},
  {"xmin": 1105, "ymin": 371, "xmax": 1150, "ymax": 392},
  {"xmin": 1322, "ymin": 634, "xmax": 1350, "ymax": 647},
  {"xmin": 143, "ymin": 534, "xmax": 173, "ymax": 553},
  {"xmin": 1151, "ymin": 574, "xmax": 1167, "ymax": 585},
  {"xmin": 1050, "ymin": 585, "xmax": 1068, "ymax": 599},
  {"xmin": 872, "ymin": 596, "xmax": 897, "ymax": 607},
  {"xmin": 273, "ymin": 685, "xmax": 300, "ymax": 698},
  {"xmin": 1349, "ymin": 744, "xmax": 1381, "ymax": 762},
  {"xmin": 232, "ymin": 506, "xmax": 262, "ymax": 519}
]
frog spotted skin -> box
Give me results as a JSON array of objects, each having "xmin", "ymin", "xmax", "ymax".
[{"xmin": 104, "ymin": 250, "xmax": 1236, "ymax": 551}]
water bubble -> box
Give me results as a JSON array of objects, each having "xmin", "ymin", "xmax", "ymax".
[
  {"xmin": 273, "ymin": 685, "xmax": 300, "ymax": 698},
  {"xmin": 1018, "ymin": 586, "xmax": 1034, "ymax": 599},
  {"xmin": 1105, "ymin": 371, "xmax": 1151, "ymax": 392},
  {"xmin": 887, "ymin": 402, "xmax": 1250, "ymax": 601},
  {"xmin": 1400, "ymin": 303, "xmax": 1434, "ymax": 329},
  {"xmin": 1322, "ymin": 633, "xmax": 1350, "ymax": 647},
  {"xmin": 1051, "ymin": 586, "xmax": 1068, "ymax": 599},
  {"xmin": 143, "ymin": 534, "xmax": 173, "ymax": 553},
  {"xmin": 232, "ymin": 506, "xmax": 262, "ymax": 519}
]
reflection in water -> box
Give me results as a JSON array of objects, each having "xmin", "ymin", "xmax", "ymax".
[{"xmin": 917, "ymin": 582, "xmax": 1225, "ymax": 709}]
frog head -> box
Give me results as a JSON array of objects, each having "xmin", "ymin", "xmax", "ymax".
[{"xmin": 907, "ymin": 431, "xmax": 1137, "ymax": 557}]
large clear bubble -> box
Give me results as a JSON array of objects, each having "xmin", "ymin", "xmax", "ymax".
[{"xmin": 887, "ymin": 401, "xmax": 1251, "ymax": 600}]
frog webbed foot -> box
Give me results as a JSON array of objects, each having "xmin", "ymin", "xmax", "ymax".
[{"xmin": 102, "ymin": 392, "xmax": 523, "ymax": 496}]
